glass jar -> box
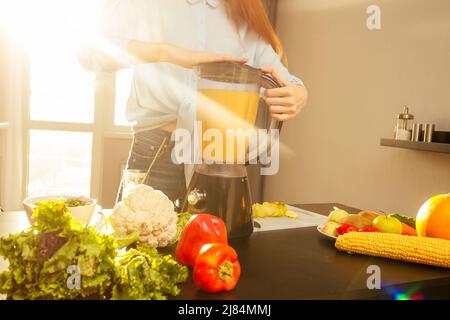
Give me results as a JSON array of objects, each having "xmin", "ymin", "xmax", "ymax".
[
  {"xmin": 394, "ymin": 106, "xmax": 414, "ymax": 140},
  {"xmin": 122, "ymin": 169, "xmax": 146, "ymax": 197}
]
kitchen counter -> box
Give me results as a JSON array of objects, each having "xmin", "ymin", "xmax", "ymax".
[
  {"xmin": 174, "ymin": 203, "xmax": 450, "ymax": 300},
  {"xmin": 1, "ymin": 203, "xmax": 450, "ymax": 300}
]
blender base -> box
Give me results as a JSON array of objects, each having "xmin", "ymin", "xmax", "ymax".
[{"xmin": 183, "ymin": 164, "xmax": 254, "ymax": 239}]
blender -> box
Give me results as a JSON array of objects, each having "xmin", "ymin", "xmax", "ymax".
[{"xmin": 183, "ymin": 62, "xmax": 282, "ymax": 239}]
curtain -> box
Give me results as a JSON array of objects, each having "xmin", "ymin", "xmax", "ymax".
[
  {"xmin": 263, "ymin": 0, "xmax": 279, "ymax": 26},
  {"xmin": 247, "ymin": 0, "xmax": 278, "ymax": 204},
  {"xmin": 0, "ymin": 33, "xmax": 28, "ymax": 211}
]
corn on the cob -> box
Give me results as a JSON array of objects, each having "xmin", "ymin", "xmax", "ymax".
[{"xmin": 335, "ymin": 232, "xmax": 450, "ymax": 268}]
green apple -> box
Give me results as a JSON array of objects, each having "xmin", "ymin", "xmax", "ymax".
[
  {"xmin": 328, "ymin": 209, "xmax": 350, "ymax": 223},
  {"xmin": 373, "ymin": 215, "xmax": 402, "ymax": 234}
]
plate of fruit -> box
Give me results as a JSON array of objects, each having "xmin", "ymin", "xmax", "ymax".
[
  {"xmin": 318, "ymin": 207, "xmax": 417, "ymax": 240},
  {"xmin": 317, "ymin": 224, "xmax": 338, "ymax": 240}
]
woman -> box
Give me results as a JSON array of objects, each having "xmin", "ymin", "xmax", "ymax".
[{"xmin": 81, "ymin": 0, "xmax": 307, "ymax": 205}]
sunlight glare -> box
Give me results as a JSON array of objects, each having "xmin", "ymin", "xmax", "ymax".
[{"xmin": 0, "ymin": 0, "xmax": 101, "ymax": 49}]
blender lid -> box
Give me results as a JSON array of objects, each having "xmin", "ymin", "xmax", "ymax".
[{"xmin": 195, "ymin": 61, "xmax": 262, "ymax": 84}]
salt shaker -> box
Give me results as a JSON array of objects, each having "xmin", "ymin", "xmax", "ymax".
[{"xmin": 394, "ymin": 106, "xmax": 414, "ymax": 140}]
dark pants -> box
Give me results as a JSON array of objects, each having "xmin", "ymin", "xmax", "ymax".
[{"xmin": 117, "ymin": 128, "xmax": 186, "ymax": 209}]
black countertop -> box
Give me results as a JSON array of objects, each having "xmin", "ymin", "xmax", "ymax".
[{"xmin": 174, "ymin": 203, "xmax": 450, "ymax": 300}]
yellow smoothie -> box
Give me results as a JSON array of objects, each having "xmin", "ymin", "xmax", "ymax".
[{"xmin": 197, "ymin": 89, "xmax": 260, "ymax": 163}]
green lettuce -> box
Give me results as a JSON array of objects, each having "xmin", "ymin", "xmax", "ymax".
[
  {"xmin": 115, "ymin": 231, "xmax": 140, "ymax": 250},
  {"xmin": 0, "ymin": 200, "xmax": 118, "ymax": 300},
  {"xmin": 0, "ymin": 200, "xmax": 188, "ymax": 300},
  {"xmin": 112, "ymin": 245, "xmax": 188, "ymax": 300},
  {"xmin": 170, "ymin": 212, "xmax": 193, "ymax": 244}
]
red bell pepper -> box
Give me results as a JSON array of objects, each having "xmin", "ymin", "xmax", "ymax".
[
  {"xmin": 336, "ymin": 224, "xmax": 357, "ymax": 235},
  {"xmin": 358, "ymin": 226, "xmax": 380, "ymax": 233},
  {"xmin": 175, "ymin": 214, "xmax": 228, "ymax": 266},
  {"xmin": 193, "ymin": 243, "xmax": 241, "ymax": 293}
]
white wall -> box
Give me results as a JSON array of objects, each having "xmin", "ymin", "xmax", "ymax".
[{"xmin": 266, "ymin": 0, "xmax": 450, "ymax": 215}]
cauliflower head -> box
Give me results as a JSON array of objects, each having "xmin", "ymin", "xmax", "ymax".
[{"xmin": 110, "ymin": 184, "xmax": 178, "ymax": 248}]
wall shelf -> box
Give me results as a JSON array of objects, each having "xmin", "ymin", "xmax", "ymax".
[
  {"xmin": 380, "ymin": 138, "xmax": 450, "ymax": 155},
  {"xmin": 0, "ymin": 123, "xmax": 8, "ymax": 130}
]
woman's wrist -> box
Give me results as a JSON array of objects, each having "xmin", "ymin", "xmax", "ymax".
[
  {"xmin": 158, "ymin": 43, "xmax": 170, "ymax": 63},
  {"xmin": 159, "ymin": 44, "xmax": 191, "ymax": 68},
  {"xmin": 128, "ymin": 40, "xmax": 168, "ymax": 64},
  {"xmin": 159, "ymin": 43, "xmax": 182, "ymax": 65}
]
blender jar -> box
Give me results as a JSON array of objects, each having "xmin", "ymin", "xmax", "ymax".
[{"xmin": 195, "ymin": 62, "xmax": 262, "ymax": 164}]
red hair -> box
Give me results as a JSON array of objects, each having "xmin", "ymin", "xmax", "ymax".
[{"xmin": 225, "ymin": 0, "xmax": 285, "ymax": 62}]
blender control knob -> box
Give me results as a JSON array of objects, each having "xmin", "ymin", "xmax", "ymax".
[{"xmin": 187, "ymin": 189, "xmax": 206, "ymax": 207}]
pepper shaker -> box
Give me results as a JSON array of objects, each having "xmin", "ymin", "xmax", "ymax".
[
  {"xmin": 411, "ymin": 123, "xmax": 422, "ymax": 142},
  {"xmin": 423, "ymin": 124, "xmax": 436, "ymax": 143}
]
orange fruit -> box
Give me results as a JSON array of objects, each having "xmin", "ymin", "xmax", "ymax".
[{"xmin": 416, "ymin": 194, "xmax": 450, "ymax": 240}]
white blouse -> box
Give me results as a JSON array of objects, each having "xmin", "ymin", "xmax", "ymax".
[{"xmin": 98, "ymin": 0, "xmax": 304, "ymax": 132}]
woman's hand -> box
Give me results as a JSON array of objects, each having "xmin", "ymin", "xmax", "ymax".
[
  {"xmin": 162, "ymin": 44, "xmax": 248, "ymax": 68},
  {"xmin": 262, "ymin": 67, "xmax": 308, "ymax": 122}
]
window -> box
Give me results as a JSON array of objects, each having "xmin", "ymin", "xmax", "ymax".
[
  {"xmin": 1, "ymin": 0, "xmax": 132, "ymax": 205},
  {"xmin": 23, "ymin": 1, "xmax": 99, "ymax": 198},
  {"xmin": 29, "ymin": 49, "xmax": 96, "ymax": 124},
  {"xmin": 115, "ymin": 69, "xmax": 134, "ymax": 126},
  {"xmin": 28, "ymin": 130, "xmax": 93, "ymax": 197}
]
